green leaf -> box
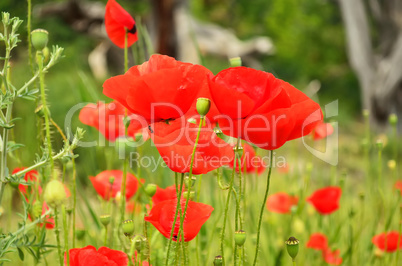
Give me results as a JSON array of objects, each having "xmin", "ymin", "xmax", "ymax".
[{"xmin": 17, "ymin": 247, "xmax": 24, "ymax": 261}]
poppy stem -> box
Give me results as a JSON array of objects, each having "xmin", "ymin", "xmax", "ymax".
[
  {"xmin": 220, "ymin": 142, "xmax": 239, "ymax": 265},
  {"xmin": 252, "ymin": 149, "xmax": 273, "ymax": 266},
  {"xmin": 54, "ymin": 206, "xmax": 63, "ymax": 266},
  {"xmin": 124, "ymin": 29, "xmax": 128, "ymax": 72},
  {"xmin": 165, "ymin": 173, "xmax": 185, "ymax": 266},
  {"xmin": 62, "ymin": 205, "xmax": 69, "ymax": 265},
  {"xmin": 177, "ymin": 116, "xmax": 205, "ymax": 265},
  {"xmin": 38, "ymin": 49, "xmax": 55, "ymax": 176},
  {"xmin": 72, "ymin": 156, "xmax": 77, "ymax": 248}
]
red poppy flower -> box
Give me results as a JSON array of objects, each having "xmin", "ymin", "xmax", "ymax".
[
  {"xmin": 12, "ymin": 167, "xmax": 40, "ymax": 196},
  {"xmin": 209, "ymin": 67, "xmax": 322, "ymax": 150},
  {"xmin": 152, "ymin": 185, "xmax": 180, "ymax": 205},
  {"xmin": 65, "ymin": 245, "xmax": 128, "ymax": 266},
  {"xmin": 307, "ymin": 186, "xmax": 342, "ymax": 215},
  {"xmin": 103, "ymin": 54, "xmax": 211, "ymax": 123},
  {"xmin": 150, "ymin": 118, "xmax": 234, "ymax": 174},
  {"xmin": 266, "ymin": 192, "xmax": 298, "ymax": 214},
  {"xmin": 144, "ymin": 198, "xmax": 213, "ymax": 241},
  {"xmin": 79, "ymin": 101, "xmax": 148, "ymax": 142},
  {"xmin": 312, "ymin": 121, "xmax": 334, "ymax": 141},
  {"xmin": 322, "ymin": 248, "xmax": 342, "ymax": 265},
  {"xmin": 394, "ymin": 181, "xmax": 402, "ymax": 195},
  {"xmin": 372, "ymin": 231, "xmax": 402, "ymax": 252},
  {"xmin": 105, "ymin": 0, "xmax": 138, "ymax": 48},
  {"xmin": 89, "ymin": 170, "xmax": 140, "ymax": 200},
  {"xmin": 306, "ymin": 233, "xmax": 328, "ymax": 250}
]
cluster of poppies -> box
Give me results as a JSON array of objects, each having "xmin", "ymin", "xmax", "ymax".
[{"xmin": 307, "ymin": 233, "xmax": 342, "ymax": 265}]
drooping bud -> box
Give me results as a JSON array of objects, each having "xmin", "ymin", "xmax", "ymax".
[
  {"xmin": 196, "ymin": 98, "xmax": 211, "ymax": 117},
  {"xmin": 31, "ymin": 29, "xmax": 49, "ymax": 51},
  {"xmin": 32, "ymin": 201, "xmax": 43, "ymax": 219},
  {"xmin": 234, "ymin": 230, "xmax": 246, "ymax": 246},
  {"xmin": 43, "ymin": 180, "xmax": 67, "ymax": 208},
  {"xmin": 144, "ymin": 184, "xmax": 157, "ymax": 197},
  {"xmin": 75, "ymin": 229, "xmax": 86, "ymax": 240},
  {"xmin": 229, "ymin": 57, "xmax": 242, "ymax": 67},
  {"xmin": 184, "ymin": 175, "xmax": 196, "ymax": 189},
  {"xmin": 213, "ymin": 255, "xmax": 223, "ymax": 266},
  {"xmin": 285, "ymin": 236, "xmax": 299, "ymax": 261},
  {"xmin": 182, "ymin": 191, "xmax": 195, "ymax": 201},
  {"xmin": 100, "ymin": 214, "xmax": 111, "ymax": 227},
  {"xmin": 122, "ymin": 219, "xmax": 135, "ymax": 237},
  {"xmin": 132, "ymin": 235, "xmax": 144, "ymax": 252}
]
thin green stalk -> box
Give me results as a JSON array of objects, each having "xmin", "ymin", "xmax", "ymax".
[
  {"xmin": 195, "ymin": 174, "xmax": 203, "ymax": 266},
  {"xmin": 220, "ymin": 152, "xmax": 238, "ymax": 265},
  {"xmin": 129, "ymin": 237, "xmax": 136, "ymax": 266},
  {"xmin": 176, "ymin": 117, "xmax": 205, "ymax": 265},
  {"xmin": 54, "ymin": 207, "xmax": 63, "ymax": 266},
  {"xmin": 252, "ymin": 150, "xmax": 273, "ymax": 266},
  {"xmin": 27, "ymin": 0, "xmax": 33, "ymax": 74},
  {"xmin": 165, "ymin": 173, "xmax": 185, "ymax": 266},
  {"xmin": 120, "ymin": 159, "xmax": 128, "ymax": 223},
  {"xmin": 72, "ymin": 156, "xmax": 77, "ymax": 248},
  {"xmin": 62, "ymin": 205, "xmax": 69, "ymax": 265},
  {"xmin": 124, "ymin": 29, "xmax": 128, "ymax": 72},
  {"xmin": 37, "ymin": 51, "xmax": 54, "ymax": 174},
  {"xmin": 104, "ymin": 225, "xmax": 108, "ymax": 247}
]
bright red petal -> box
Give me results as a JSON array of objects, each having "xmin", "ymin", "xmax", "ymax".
[
  {"xmin": 306, "ymin": 233, "xmax": 328, "ymax": 250},
  {"xmin": 266, "ymin": 192, "xmax": 298, "ymax": 214},
  {"xmin": 307, "ymin": 186, "xmax": 342, "ymax": 215}
]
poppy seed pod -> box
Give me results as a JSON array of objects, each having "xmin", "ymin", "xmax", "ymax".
[
  {"xmin": 234, "ymin": 146, "xmax": 244, "ymax": 159},
  {"xmin": 144, "ymin": 184, "xmax": 157, "ymax": 197},
  {"xmin": 122, "ymin": 219, "xmax": 135, "ymax": 237},
  {"xmin": 196, "ymin": 97, "xmax": 211, "ymax": 117},
  {"xmin": 234, "ymin": 230, "xmax": 246, "ymax": 246},
  {"xmin": 31, "ymin": 29, "xmax": 48, "ymax": 51},
  {"xmin": 285, "ymin": 236, "xmax": 299, "ymax": 260},
  {"xmin": 213, "ymin": 255, "xmax": 223, "ymax": 266},
  {"xmin": 43, "ymin": 180, "xmax": 67, "ymax": 208},
  {"xmin": 100, "ymin": 214, "xmax": 111, "ymax": 227},
  {"xmin": 229, "ymin": 57, "xmax": 242, "ymax": 67},
  {"xmin": 75, "ymin": 229, "xmax": 86, "ymax": 240}
]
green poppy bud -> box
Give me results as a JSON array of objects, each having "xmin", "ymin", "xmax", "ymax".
[
  {"xmin": 132, "ymin": 235, "xmax": 144, "ymax": 252},
  {"xmin": 144, "ymin": 184, "xmax": 157, "ymax": 197},
  {"xmin": 182, "ymin": 191, "xmax": 195, "ymax": 201},
  {"xmin": 43, "ymin": 180, "xmax": 67, "ymax": 208},
  {"xmin": 100, "ymin": 214, "xmax": 111, "ymax": 227},
  {"xmin": 285, "ymin": 236, "xmax": 299, "ymax": 261},
  {"xmin": 229, "ymin": 57, "xmax": 242, "ymax": 67},
  {"xmin": 32, "ymin": 201, "xmax": 43, "ymax": 219},
  {"xmin": 196, "ymin": 98, "xmax": 211, "ymax": 117},
  {"xmin": 31, "ymin": 29, "xmax": 49, "ymax": 51},
  {"xmin": 184, "ymin": 176, "xmax": 196, "ymax": 189},
  {"xmin": 376, "ymin": 140, "xmax": 383, "ymax": 150},
  {"xmin": 234, "ymin": 230, "xmax": 246, "ymax": 246},
  {"xmin": 122, "ymin": 219, "xmax": 135, "ymax": 237},
  {"xmin": 75, "ymin": 229, "xmax": 86, "ymax": 240},
  {"xmin": 234, "ymin": 146, "xmax": 244, "ymax": 159},
  {"xmin": 213, "ymin": 255, "xmax": 223, "ymax": 266},
  {"xmin": 389, "ymin": 114, "xmax": 398, "ymax": 126}
]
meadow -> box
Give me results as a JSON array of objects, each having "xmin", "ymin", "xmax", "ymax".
[{"xmin": 0, "ymin": 1, "xmax": 401, "ymax": 266}]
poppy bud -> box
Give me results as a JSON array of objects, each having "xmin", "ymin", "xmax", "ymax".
[
  {"xmin": 44, "ymin": 180, "xmax": 67, "ymax": 208},
  {"xmin": 144, "ymin": 184, "xmax": 157, "ymax": 197},
  {"xmin": 389, "ymin": 114, "xmax": 398, "ymax": 126},
  {"xmin": 100, "ymin": 214, "xmax": 111, "ymax": 227},
  {"xmin": 234, "ymin": 230, "xmax": 246, "ymax": 246},
  {"xmin": 122, "ymin": 219, "xmax": 135, "ymax": 237},
  {"xmin": 182, "ymin": 191, "xmax": 195, "ymax": 201},
  {"xmin": 285, "ymin": 236, "xmax": 299, "ymax": 261},
  {"xmin": 75, "ymin": 229, "xmax": 86, "ymax": 240},
  {"xmin": 229, "ymin": 57, "xmax": 242, "ymax": 67},
  {"xmin": 213, "ymin": 255, "xmax": 223, "ymax": 266},
  {"xmin": 387, "ymin": 160, "xmax": 396, "ymax": 170},
  {"xmin": 32, "ymin": 201, "xmax": 43, "ymax": 219},
  {"xmin": 31, "ymin": 29, "xmax": 48, "ymax": 51},
  {"xmin": 184, "ymin": 176, "xmax": 196, "ymax": 189},
  {"xmin": 42, "ymin": 46, "xmax": 50, "ymax": 63},
  {"xmin": 196, "ymin": 98, "xmax": 211, "ymax": 117},
  {"xmin": 362, "ymin": 109, "xmax": 369, "ymax": 118},
  {"xmin": 115, "ymin": 137, "xmax": 134, "ymax": 158},
  {"xmin": 132, "ymin": 235, "xmax": 144, "ymax": 252},
  {"xmin": 109, "ymin": 177, "xmax": 115, "ymax": 185},
  {"xmin": 234, "ymin": 146, "xmax": 244, "ymax": 159},
  {"xmin": 35, "ymin": 105, "xmax": 46, "ymax": 117}
]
